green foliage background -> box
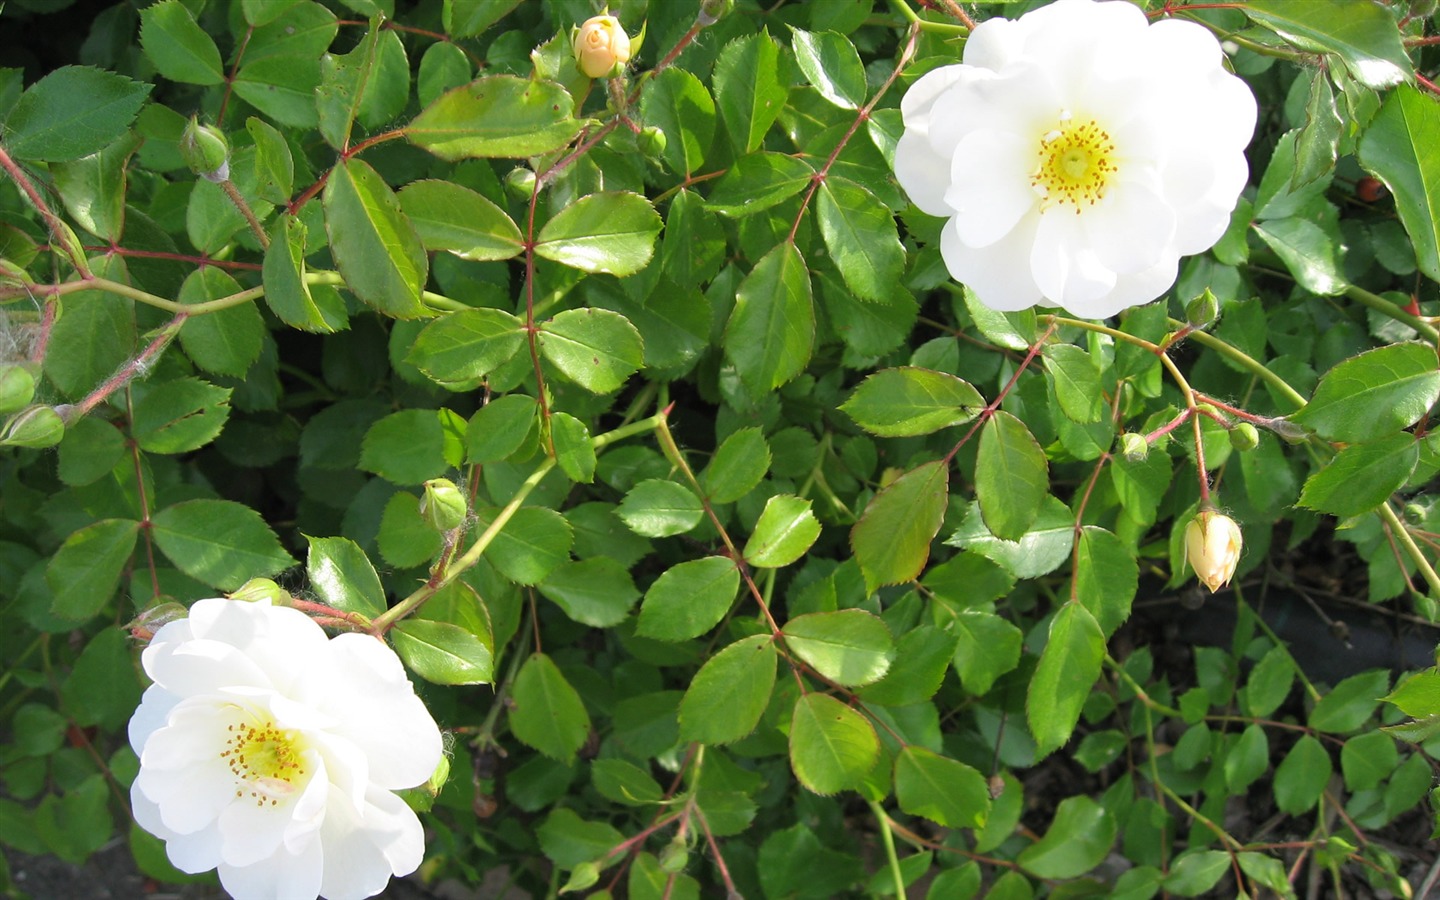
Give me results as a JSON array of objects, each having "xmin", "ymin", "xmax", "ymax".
[{"xmin": 1, "ymin": 0, "xmax": 1440, "ymax": 897}]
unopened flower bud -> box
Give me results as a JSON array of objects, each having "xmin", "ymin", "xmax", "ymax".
[
  {"xmin": 399, "ymin": 754, "xmax": 450, "ymax": 813},
  {"xmin": 1185, "ymin": 288, "xmax": 1219, "ymax": 327},
  {"xmin": 1185, "ymin": 510, "xmax": 1242, "ymax": 593},
  {"xmin": 638, "ymin": 126, "xmax": 667, "ymax": 159},
  {"xmin": 179, "ymin": 117, "xmax": 230, "ymax": 183},
  {"xmin": 1229, "ymin": 422, "xmax": 1260, "ymax": 451},
  {"xmin": 127, "ymin": 600, "xmax": 189, "ymax": 641},
  {"xmin": 0, "ymin": 404, "xmax": 63, "ymax": 448},
  {"xmin": 560, "ymin": 861, "xmax": 601, "ymax": 894},
  {"xmin": 421, "ymin": 478, "xmax": 467, "ymax": 533},
  {"xmin": 0, "ymin": 365, "xmax": 36, "ymax": 414},
  {"xmin": 573, "ymin": 15, "xmax": 631, "ymax": 79},
  {"xmin": 659, "ymin": 837, "xmax": 688, "ymax": 874},
  {"xmin": 1119, "ymin": 432, "xmax": 1149, "ymax": 462},
  {"xmin": 505, "ymin": 167, "xmax": 537, "ymax": 200},
  {"xmin": 698, "ymin": 0, "xmax": 734, "ymax": 25},
  {"xmin": 229, "ymin": 577, "xmax": 293, "ymax": 606}
]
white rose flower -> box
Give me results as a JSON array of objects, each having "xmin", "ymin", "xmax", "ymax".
[
  {"xmin": 128, "ymin": 597, "xmax": 444, "ymax": 900},
  {"xmin": 894, "ymin": 0, "xmax": 1257, "ymax": 318}
]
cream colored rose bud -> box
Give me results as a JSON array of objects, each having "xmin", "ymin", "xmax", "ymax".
[
  {"xmin": 1185, "ymin": 510, "xmax": 1242, "ymax": 593},
  {"xmin": 573, "ymin": 14, "xmax": 631, "ymax": 78}
]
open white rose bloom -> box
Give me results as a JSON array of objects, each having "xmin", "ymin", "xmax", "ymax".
[
  {"xmin": 128, "ymin": 598, "xmax": 443, "ymax": 900},
  {"xmin": 895, "ymin": 0, "xmax": 1257, "ymax": 317}
]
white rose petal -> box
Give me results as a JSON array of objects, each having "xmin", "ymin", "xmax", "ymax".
[
  {"xmin": 128, "ymin": 597, "xmax": 444, "ymax": 900},
  {"xmin": 894, "ymin": 0, "xmax": 1257, "ymax": 318}
]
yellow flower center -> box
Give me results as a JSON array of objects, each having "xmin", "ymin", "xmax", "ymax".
[
  {"xmin": 220, "ymin": 717, "xmax": 309, "ymax": 807},
  {"xmin": 1032, "ymin": 115, "xmax": 1116, "ymax": 213}
]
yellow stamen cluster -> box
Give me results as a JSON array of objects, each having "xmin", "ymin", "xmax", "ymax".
[
  {"xmin": 220, "ymin": 719, "xmax": 307, "ymax": 807},
  {"xmin": 1032, "ymin": 115, "xmax": 1116, "ymax": 213}
]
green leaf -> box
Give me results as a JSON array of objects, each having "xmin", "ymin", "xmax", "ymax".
[
  {"xmin": 60, "ymin": 629, "xmax": 141, "ymax": 731},
  {"xmin": 44, "ymin": 260, "xmax": 134, "ymax": 398},
  {"xmin": 538, "ymin": 307, "xmax": 645, "ymax": 394},
  {"xmin": 816, "ymin": 178, "xmax": 903, "ymax": 302},
  {"xmin": 744, "ymin": 494, "xmax": 821, "ymax": 568},
  {"xmin": 247, "ymin": 117, "xmax": 294, "ymax": 205},
  {"xmin": 444, "ymin": 0, "xmax": 521, "ymax": 37},
  {"xmin": 538, "ymin": 558, "xmax": 639, "ymax": 628},
  {"xmin": 233, "ymin": 56, "xmax": 322, "ymax": 128},
  {"xmin": 130, "ymin": 377, "xmax": 231, "ymax": 455},
  {"xmin": 894, "ymin": 746, "xmax": 990, "ymax": 829},
  {"xmin": 360, "ymin": 409, "xmax": 448, "ymax": 485},
  {"xmin": 1294, "ymin": 69, "xmax": 1341, "ymax": 191},
  {"xmin": 616, "ymin": 479, "xmax": 703, "ymax": 538},
  {"xmin": 378, "ymin": 493, "xmax": 443, "ymax": 568},
  {"xmin": 639, "ymin": 67, "xmax": 715, "ymax": 175},
  {"xmin": 701, "ymin": 427, "xmax": 771, "ymax": 503},
  {"xmin": 636, "ymin": 556, "xmax": 739, "ymax": 642},
  {"xmin": 713, "ymin": 30, "xmax": 785, "ymax": 155},
  {"xmin": 1044, "ymin": 344, "xmax": 1104, "ymax": 425},
  {"xmin": 178, "ymin": 268, "xmax": 265, "ymax": 378},
  {"xmin": 409, "ymin": 308, "xmax": 526, "ymax": 387},
  {"xmin": 3, "ymin": 66, "xmax": 150, "ymax": 162},
  {"xmin": 537, "ymin": 808, "xmax": 621, "ymax": 868},
  {"xmin": 1027, "ymin": 603, "xmax": 1104, "ymax": 757},
  {"xmin": 783, "ymin": 609, "xmax": 893, "ymax": 687},
  {"xmin": 963, "ymin": 289, "xmax": 1037, "ymax": 351},
  {"xmin": 1074, "ymin": 527, "xmax": 1138, "ymax": 637},
  {"xmin": 725, "ymin": 242, "xmax": 814, "ymax": 393},
  {"xmin": 1165, "ymin": 850, "xmax": 1230, "ymax": 897},
  {"xmin": 788, "ymin": 692, "xmax": 879, "ymax": 795},
  {"xmin": 139, "ymin": 0, "xmax": 224, "ymax": 85},
  {"xmin": 406, "ymin": 75, "xmax": 581, "ymax": 160},
  {"xmin": 263, "ymin": 215, "xmax": 347, "ymax": 332},
  {"xmin": 45, "ymin": 519, "xmax": 139, "ymax": 621},
  {"xmin": 679, "ymin": 634, "xmax": 777, "ymax": 745},
  {"xmin": 1341, "ymin": 730, "xmax": 1398, "ymax": 792},
  {"xmin": 1309, "ymin": 669, "xmax": 1389, "ymax": 734},
  {"xmin": 1245, "ymin": 646, "xmax": 1296, "ymax": 718},
  {"xmin": 592, "ymin": 759, "xmax": 664, "ymax": 807},
  {"xmin": 244, "ymin": 2, "xmax": 337, "ymax": 62},
  {"xmin": 1358, "ymin": 85, "xmax": 1440, "ymax": 284},
  {"xmin": 975, "ymin": 411, "xmax": 1048, "ymax": 542},
  {"xmin": 57, "ymin": 417, "xmax": 126, "ymax": 487},
  {"xmin": 534, "ymin": 192, "xmax": 662, "ymax": 277},
  {"xmin": 151, "ymin": 499, "xmax": 297, "ymax": 591},
  {"xmin": 1225, "ymin": 723, "xmax": 1270, "ymax": 793},
  {"xmin": 1017, "ymin": 796, "xmax": 1117, "ymax": 880},
  {"xmin": 306, "ymin": 535, "xmax": 385, "ymax": 619},
  {"xmin": 948, "ymin": 495, "xmax": 1077, "ymax": 580},
  {"xmin": 1244, "ymin": 0, "xmax": 1411, "ymax": 89},
  {"xmin": 1384, "ymin": 670, "xmax": 1440, "ymax": 718},
  {"xmin": 478, "ymin": 506, "xmax": 573, "ymax": 586},
  {"xmin": 1291, "ymin": 342, "xmax": 1440, "ymax": 443},
  {"xmin": 392, "ymin": 619, "xmax": 494, "ymax": 685},
  {"xmin": 417, "ymin": 42, "xmax": 471, "ymax": 108},
  {"xmin": 51, "ymin": 132, "xmax": 139, "ymax": 242},
  {"xmin": 1297, "ymin": 433, "xmax": 1418, "ymax": 517},
  {"xmin": 949, "ymin": 610, "xmax": 1023, "ymax": 695},
  {"xmin": 467, "ymin": 394, "xmax": 538, "ymax": 463},
  {"xmin": 550, "ymin": 413, "xmax": 596, "ymax": 484},
  {"xmin": 510, "ymin": 653, "xmax": 590, "ymax": 762},
  {"xmin": 705, "ymin": 152, "xmax": 815, "ymax": 217},
  {"xmin": 841, "ymin": 367, "xmax": 983, "ymax": 438},
  {"xmin": 1273, "ymin": 734, "xmax": 1332, "ymax": 814},
  {"xmin": 398, "ymin": 179, "xmax": 523, "ymax": 262},
  {"xmin": 789, "ymin": 28, "xmax": 866, "ymax": 109},
  {"xmin": 323, "ymin": 158, "xmax": 428, "ymax": 318},
  {"xmin": 1253, "ymin": 216, "xmax": 1347, "ymax": 296},
  {"xmin": 851, "ymin": 460, "xmax": 948, "ymax": 592}
]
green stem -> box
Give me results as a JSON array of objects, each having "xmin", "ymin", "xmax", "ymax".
[
  {"xmin": 1378, "ymin": 501, "xmax": 1440, "ymax": 604},
  {"xmin": 868, "ymin": 801, "xmax": 908, "ymax": 899},
  {"xmin": 1105, "ymin": 654, "xmax": 1183, "ymax": 717},
  {"xmin": 1344, "ymin": 284, "xmax": 1440, "ymax": 342},
  {"xmin": 1167, "ymin": 319, "xmax": 1308, "ymax": 410},
  {"xmin": 1233, "ymin": 588, "xmax": 1322, "ymax": 703},
  {"xmin": 886, "ymin": 0, "xmax": 970, "ymax": 35}
]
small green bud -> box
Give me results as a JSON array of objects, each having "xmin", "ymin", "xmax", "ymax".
[
  {"xmin": 229, "ymin": 577, "xmax": 293, "ymax": 606},
  {"xmin": 0, "ymin": 365, "xmax": 36, "ymax": 415},
  {"xmin": 1405, "ymin": 502, "xmax": 1428, "ymax": 524},
  {"xmin": 638, "ymin": 126, "xmax": 667, "ymax": 159},
  {"xmin": 505, "ymin": 167, "xmax": 537, "ymax": 200},
  {"xmin": 399, "ymin": 754, "xmax": 450, "ymax": 813},
  {"xmin": 698, "ymin": 0, "xmax": 734, "ymax": 25},
  {"xmin": 1185, "ymin": 288, "xmax": 1219, "ymax": 327},
  {"xmin": 180, "ymin": 116, "xmax": 230, "ymax": 182},
  {"xmin": 0, "ymin": 404, "xmax": 63, "ymax": 448},
  {"xmin": 421, "ymin": 478, "xmax": 468, "ymax": 533},
  {"xmin": 559, "ymin": 861, "xmax": 601, "ymax": 894},
  {"xmin": 1118, "ymin": 432, "xmax": 1149, "ymax": 462},
  {"xmin": 1228, "ymin": 421, "xmax": 1260, "ymax": 451},
  {"xmin": 659, "ymin": 837, "xmax": 689, "ymax": 874}
]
